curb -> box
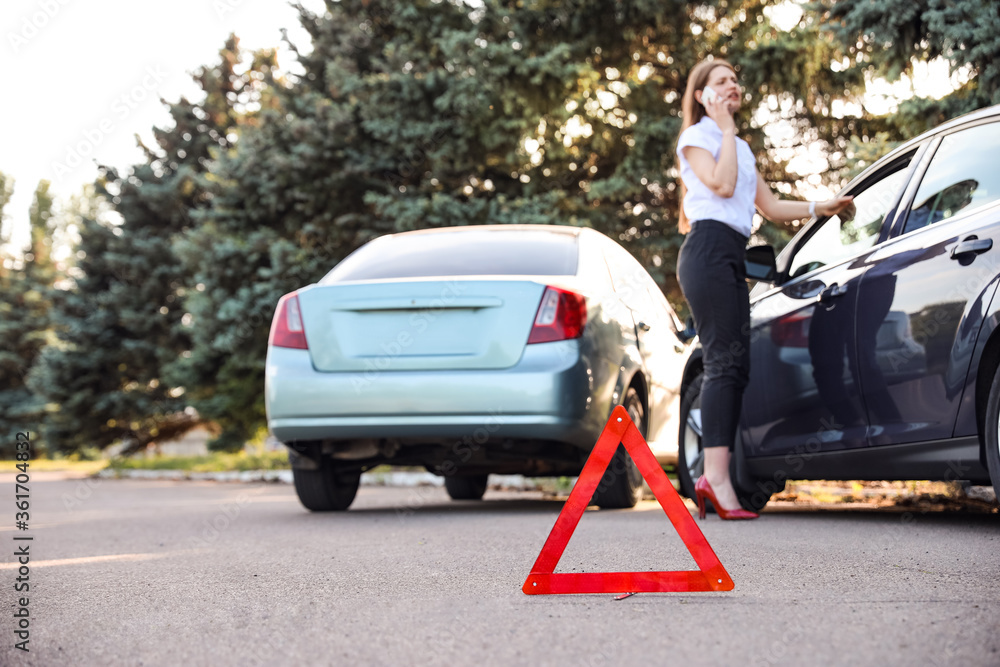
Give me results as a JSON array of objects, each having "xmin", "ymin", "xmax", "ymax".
[{"xmin": 95, "ymin": 468, "xmax": 557, "ymax": 490}]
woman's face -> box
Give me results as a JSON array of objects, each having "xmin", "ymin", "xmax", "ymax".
[{"xmin": 703, "ymin": 65, "xmax": 741, "ymax": 113}]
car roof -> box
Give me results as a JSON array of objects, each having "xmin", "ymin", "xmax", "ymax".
[
  {"xmin": 380, "ymin": 224, "xmax": 585, "ymax": 240},
  {"xmin": 863, "ymin": 103, "xmax": 1000, "ymax": 177},
  {"xmin": 923, "ymin": 102, "xmax": 1000, "ymax": 135}
]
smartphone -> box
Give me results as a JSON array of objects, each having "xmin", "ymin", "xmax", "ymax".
[{"xmin": 702, "ymin": 86, "xmax": 719, "ymax": 104}]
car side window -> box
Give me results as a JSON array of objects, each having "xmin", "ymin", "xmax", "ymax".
[
  {"xmin": 786, "ymin": 154, "xmax": 914, "ymax": 280},
  {"xmin": 903, "ymin": 122, "xmax": 1000, "ymax": 234}
]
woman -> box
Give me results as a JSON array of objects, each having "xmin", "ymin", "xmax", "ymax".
[{"xmin": 675, "ymin": 58, "xmax": 854, "ymax": 520}]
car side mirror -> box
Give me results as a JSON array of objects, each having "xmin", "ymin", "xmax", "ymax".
[
  {"xmin": 677, "ymin": 315, "xmax": 697, "ymax": 343},
  {"xmin": 745, "ymin": 245, "xmax": 777, "ymax": 283}
]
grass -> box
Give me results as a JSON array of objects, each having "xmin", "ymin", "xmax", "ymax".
[
  {"xmin": 107, "ymin": 451, "xmax": 291, "ymax": 472},
  {"xmin": 0, "ymin": 451, "xmax": 292, "ymax": 474},
  {"xmin": 0, "ymin": 460, "xmax": 109, "ymax": 474}
]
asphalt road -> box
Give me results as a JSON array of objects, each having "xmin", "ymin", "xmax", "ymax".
[{"xmin": 1, "ymin": 474, "xmax": 998, "ymax": 666}]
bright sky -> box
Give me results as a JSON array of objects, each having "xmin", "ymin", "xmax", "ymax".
[
  {"xmin": 0, "ymin": 0, "xmax": 966, "ymax": 254},
  {"xmin": 1, "ymin": 0, "xmax": 324, "ymax": 251}
]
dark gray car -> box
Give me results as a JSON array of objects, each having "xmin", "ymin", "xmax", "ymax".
[{"xmin": 676, "ymin": 103, "xmax": 1000, "ymax": 509}]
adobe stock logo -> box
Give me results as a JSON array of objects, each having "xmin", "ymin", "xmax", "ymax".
[
  {"xmin": 8, "ymin": 0, "xmax": 73, "ymax": 53},
  {"xmin": 213, "ymin": 0, "xmax": 247, "ymax": 20}
]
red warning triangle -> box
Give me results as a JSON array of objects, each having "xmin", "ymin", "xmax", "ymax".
[{"xmin": 522, "ymin": 405, "xmax": 734, "ymax": 595}]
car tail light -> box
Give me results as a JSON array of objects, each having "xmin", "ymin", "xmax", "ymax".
[
  {"xmin": 527, "ymin": 286, "xmax": 587, "ymax": 344},
  {"xmin": 770, "ymin": 312, "xmax": 810, "ymax": 348},
  {"xmin": 269, "ymin": 292, "xmax": 309, "ymax": 349}
]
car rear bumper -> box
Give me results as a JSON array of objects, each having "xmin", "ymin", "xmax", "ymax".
[{"xmin": 265, "ymin": 340, "xmax": 597, "ymax": 447}]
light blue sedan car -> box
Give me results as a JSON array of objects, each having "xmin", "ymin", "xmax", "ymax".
[{"xmin": 265, "ymin": 225, "xmax": 693, "ymax": 510}]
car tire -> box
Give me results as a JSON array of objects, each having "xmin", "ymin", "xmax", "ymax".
[
  {"xmin": 983, "ymin": 364, "xmax": 1000, "ymax": 499},
  {"xmin": 677, "ymin": 369, "xmax": 771, "ymax": 512},
  {"xmin": 444, "ymin": 474, "xmax": 489, "ymax": 500},
  {"xmin": 292, "ymin": 458, "xmax": 360, "ymax": 511},
  {"xmin": 591, "ymin": 387, "xmax": 646, "ymax": 509},
  {"xmin": 677, "ymin": 371, "xmax": 705, "ymax": 502}
]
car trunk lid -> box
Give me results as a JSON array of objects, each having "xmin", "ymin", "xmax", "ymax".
[{"xmin": 296, "ymin": 280, "xmax": 548, "ymax": 372}]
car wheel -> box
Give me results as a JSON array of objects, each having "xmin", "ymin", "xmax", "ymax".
[
  {"xmin": 677, "ymin": 371, "xmax": 705, "ymax": 503},
  {"xmin": 292, "ymin": 457, "xmax": 360, "ymax": 511},
  {"xmin": 677, "ymin": 369, "xmax": 772, "ymax": 512},
  {"xmin": 444, "ymin": 474, "xmax": 489, "ymax": 500},
  {"xmin": 983, "ymin": 364, "xmax": 1000, "ymax": 499},
  {"xmin": 591, "ymin": 387, "xmax": 646, "ymax": 509}
]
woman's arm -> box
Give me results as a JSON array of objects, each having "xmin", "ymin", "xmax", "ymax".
[
  {"xmin": 681, "ymin": 94, "xmax": 741, "ymax": 198},
  {"xmin": 755, "ymin": 174, "xmax": 855, "ymax": 223},
  {"xmin": 682, "ymin": 132, "xmax": 738, "ymax": 198}
]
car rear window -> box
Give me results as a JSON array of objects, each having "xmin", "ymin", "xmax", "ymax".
[{"xmin": 321, "ymin": 228, "xmax": 580, "ymax": 282}]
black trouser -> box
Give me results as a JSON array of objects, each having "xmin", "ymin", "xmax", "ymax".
[{"xmin": 676, "ymin": 219, "xmax": 750, "ymax": 451}]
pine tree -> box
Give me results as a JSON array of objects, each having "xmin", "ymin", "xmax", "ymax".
[
  {"xmin": 0, "ymin": 181, "xmax": 56, "ymax": 456},
  {"xmin": 814, "ymin": 0, "xmax": 1000, "ymax": 133},
  {"xmin": 0, "ymin": 172, "xmax": 13, "ymax": 252}
]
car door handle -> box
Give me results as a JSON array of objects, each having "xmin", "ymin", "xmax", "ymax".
[
  {"xmin": 951, "ymin": 236, "xmax": 992, "ymax": 260},
  {"xmin": 819, "ymin": 283, "xmax": 848, "ymax": 304},
  {"xmin": 637, "ymin": 321, "xmax": 651, "ymax": 332}
]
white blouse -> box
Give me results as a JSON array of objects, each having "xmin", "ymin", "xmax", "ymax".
[{"xmin": 676, "ymin": 116, "xmax": 758, "ymax": 237}]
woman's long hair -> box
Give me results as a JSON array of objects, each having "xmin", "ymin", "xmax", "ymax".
[{"xmin": 675, "ymin": 59, "xmax": 736, "ymax": 234}]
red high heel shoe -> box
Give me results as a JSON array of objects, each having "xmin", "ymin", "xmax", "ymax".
[{"xmin": 694, "ymin": 476, "xmax": 759, "ymax": 520}]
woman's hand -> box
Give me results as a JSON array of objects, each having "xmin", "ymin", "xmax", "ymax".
[
  {"xmin": 755, "ymin": 175, "xmax": 858, "ymax": 224},
  {"xmin": 700, "ymin": 89, "xmax": 736, "ymax": 133},
  {"xmin": 818, "ymin": 195, "xmax": 855, "ymax": 219}
]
